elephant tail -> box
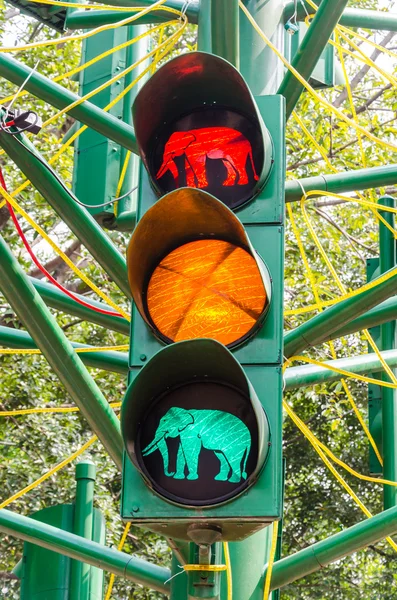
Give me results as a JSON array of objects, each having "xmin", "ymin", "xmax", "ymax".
[
  {"xmin": 242, "ymin": 440, "xmax": 251, "ymax": 480},
  {"xmin": 248, "ymin": 148, "xmax": 259, "ymax": 181}
]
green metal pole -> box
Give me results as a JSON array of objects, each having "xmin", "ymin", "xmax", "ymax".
[
  {"xmin": 284, "ymin": 348, "xmax": 397, "ymax": 391},
  {"xmin": 268, "ymin": 504, "xmax": 397, "ymax": 591},
  {"xmin": 239, "ymin": 0, "xmax": 285, "ymax": 95},
  {"xmin": 278, "ymin": 0, "xmax": 349, "ymax": 118},
  {"xmin": 70, "ymin": 461, "xmax": 96, "ymax": 600},
  {"xmin": 66, "ymin": 8, "xmax": 177, "ymax": 29},
  {"xmin": 284, "ymin": 3, "xmax": 397, "ymax": 32},
  {"xmin": 0, "ymin": 234, "xmax": 123, "ymax": 468},
  {"xmin": 284, "ymin": 265, "xmax": 397, "ymax": 358},
  {"xmin": 170, "ymin": 554, "xmax": 188, "ymax": 600},
  {"xmin": 211, "ymin": 0, "xmax": 239, "ymax": 68},
  {"xmin": 86, "ymin": 0, "xmax": 199, "ymax": 20},
  {"xmin": 197, "ymin": 0, "xmax": 212, "ymax": 53},
  {"xmin": 331, "ymin": 296, "xmax": 397, "ymax": 342},
  {"xmin": 225, "ymin": 528, "xmax": 275, "ymax": 600},
  {"xmin": 379, "ymin": 197, "xmax": 397, "ymax": 509},
  {"xmin": 29, "ymin": 277, "xmax": 130, "ymax": 336},
  {"xmin": 285, "ymin": 164, "xmax": 397, "ymax": 202},
  {"xmin": 0, "ymin": 128, "xmax": 130, "ymax": 298},
  {"xmin": 0, "ymin": 508, "xmax": 170, "ymax": 594},
  {"xmin": 0, "ymin": 325, "xmax": 129, "ymax": 374},
  {"xmin": 0, "ymin": 54, "xmax": 138, "ymax": 154}
]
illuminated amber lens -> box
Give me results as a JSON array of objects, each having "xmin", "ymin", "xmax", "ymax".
[{"xmin": 146, "ymin": 240, "xmax": 267, "ymax": 346}]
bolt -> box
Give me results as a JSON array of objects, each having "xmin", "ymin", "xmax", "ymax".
[
  {"xmin": 140, "ymin": 354, "xmax": 147, "ymax": 362},
  {"xmin": 131, "ymin": 505, "xmax": 139, "ymax": 513}
]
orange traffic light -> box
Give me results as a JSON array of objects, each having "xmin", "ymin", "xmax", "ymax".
[{"xmin": 127, "ymin": 188, "xmax": 271, "ymax": 348}]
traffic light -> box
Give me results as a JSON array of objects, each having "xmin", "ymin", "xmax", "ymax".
[{"xmin": 121, "ymin": 51, "xmax": 285, "ymax": 542}]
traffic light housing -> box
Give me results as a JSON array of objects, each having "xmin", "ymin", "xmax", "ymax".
[
  {"xmin": 126, "ymin": 188, "xmax": 272, "ymax": 348},
  {"xmin": 121, "ymin": 51, "xmax": 285, "ymax": 541},
  {"xmin": 133, "ymin": 52, "xmax": 273, "ymax": 211},
  {"xmin": 122, "ymin": 339, "xmax": 270, "ymax": 508}
]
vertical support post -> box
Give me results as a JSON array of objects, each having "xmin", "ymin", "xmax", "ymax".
[
  {"xmin": 211, "ymin": 0, "xmax": 239, "ymax": 68},
  {"xmin": 379, "ymin": 196, "xmax": 397, "ymax": 509},
  {"xmin": 70, "ymin": 461, "xmax": 96, "ymax": 600},
  {"xmin": 170, "ymin": 554, "xmax": 188, "ymax": 600},
  {"xmin": 225, "ymin": 528, "xmax": 274, "ymax": 600},
  {"xmin": 197, "ymin": 0, "xmax": 212, "ymax": 53},
  {"xmin": 115, "ymin": 24, "xmax": 149, "ymax": 231},
  {"xmin": 239, "ymin": 0, "xmax": 285, "ymax": 95}
]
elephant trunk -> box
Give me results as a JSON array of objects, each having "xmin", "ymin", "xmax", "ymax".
[
  {"xmin": 142, "ymin": 434, "xmax": 163, "ymax": 456},
  {"xmin": 156, "ymin": 160, "xmax": 169, "ymax": 179}
]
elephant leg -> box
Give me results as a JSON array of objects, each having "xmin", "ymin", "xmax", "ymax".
[
  {"xmin": 225, "ymin": 450, "xmax": 244, "ymax": 483},
  {"xmin": 185, "ymin": 158, "xmax": 196, "ymax": 188},
  {"xmin": 180, "ymin": 436, "xmax": 202, "ymax": 480},
  {"xmin": 221, "ymin": 159, "xmax": 238, "ymax": 186},
  {"xmin": 193, "ymin": 156, "xmax": 208, "ymax": 189},
  {"xmin": 227, "ymin": 153, "xmax": 250, "ymax": 186},
  {"xmin": 214, "ymin": 451, "xmax": 230, "ymax": 481},
  {"xmin": 173, "ymin": 444, "xmax": 187, "ymax": 479}
]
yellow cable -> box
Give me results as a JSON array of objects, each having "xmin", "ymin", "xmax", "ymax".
[
  {"xmin": 223, "ymin": 542, "xmax": 232, "ymax": 600},
  {"xmin": 39, "ymin": 18, "xmax": 185, "ymax": 132},
  {"xmin": 263, "ymin": 521, "xmax": 279, "ymax": 600},
  {"xmin": 283, "ymin": 399, "xmax": 397, "ymax": 553},
  {"xmin": 104, "ymin": 522, "xmax": 132, "ymax": 600},
  {"xmin": 238, "ymin": 1, "xmax": 397, "ymax": 153},
  {"xmin": 285, "ymin": 354, "xmax": 397, "ymax": 390},
  {"xmin": 0, "ymin": 345, "xmax": 128, "ymax": 354},
  {"xmin": 6, "ymin": 16, "xmax": 185, "ymax": 202},
  {"xmin": 287, "ymin": 203, "xmax": 383, "ymax": 465},
  {"xmin": 0, "ymin": 435, "xmax": 97, "ymax": 509},
  {"xmin": 339, "ymin": 24, "xmax": 397, "ymax": 60},
  {"xmin": 0, "ymin": 402, "xmax": 121, "ymax": 417},
  {"xmin": 0, "ymin": 23, "xmax": 164, "ymax": 106},
  {"xmin": 0, "ymin": 185, "xmax": 130, "ymax": 319},
  {"xmin": 0, "ymin": 0, "xmax": 176, "ymax": 52},
  {"xmin": 183, "ymin": 565, "xmax": 227, "ymax": 572},
  {"xmin": 113, "ymin": 150, "xmax": 131, "ymax": 216}
]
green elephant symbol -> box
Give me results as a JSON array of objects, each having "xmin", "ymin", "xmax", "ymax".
[{"xmin": 142, "ymin": 407, "xmax": 251, "ymax": 483}]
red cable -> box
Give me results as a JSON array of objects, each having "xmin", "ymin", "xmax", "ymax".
[{"xmin": 0, "ymin": 169, "xmax": 124, "ymax": 319}]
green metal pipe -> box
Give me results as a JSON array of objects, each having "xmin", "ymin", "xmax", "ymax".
[
  {"xmin": 0, "ymin": 54, "xmax": 138, "ymax": 154},
  {"xmin": 284, "ymin": 3, "xmax": 397, "ymax": 32},
  {"xmin": 0, "ymin": 508, "xmax": 170, "ymax": 594},
  {"xmin": 284, "ymin": 348, "xmax": 397, "ymax": 390},
  {"xmin": 379, "ymin": 197, "xmax": 397, "ymax": 509},
  {"xmin": 331, "ymin": 295, "xmax": 397, "ymax": 341},
  {"xmin": 0, "ymin": 235, "xmax": 123, "ymax": 468},
  {"xmin": 225, "ymin": 528, "xmax": 274, "ymax": 600},
  {"xmin": 0, "ymin": 325, "xmax": 129, "ymax": 374},
  {"xmin": 285, "ymin": 164, "xmax": 397, "ymax": 202},
  {"xmin": 239, "ymin": 0, "xmax": 285, "ymax": 95},
  {"xmin": 29, "ymin": 277, "xmax": 130, "ymax": 336},
  {"xmin": 211, "ymin": 0, "xmax": 239, "ymax": 69},
  {"xmin": 278, "ymin": 0, "xmax": 349, "ymax": 118},
  {"xmin": 197, "ymin": 0, "xmax": 212, "ymax": 53},
  {"xmin": 85, "ymin": 0, "xmax": 198, "ymax": 21},
  {"xmin": 284, "ymin": 265, "xmax": 397, "ymax": 358},
  {"xmin": 268, "ymin": 504, "xmax": 397, "ymax": 591},
  {"xmin": 0, "ymin": 128, "xmax": 130, "ymax": 298},
  {"xmin": 70, "ymin": 461, "xmax": 96, "ymax": 600},
  {"xmin": 65, "ymin": 4, "xmax": 195, "ymax": 29}
]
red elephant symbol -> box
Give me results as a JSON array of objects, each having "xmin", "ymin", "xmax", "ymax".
[{"xmin": 156, "ymin": 127, "xmax": 259, "ymax": 189}]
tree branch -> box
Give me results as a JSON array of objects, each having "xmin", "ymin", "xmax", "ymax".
[
  {"xmin": 333, "ymin": 31, "xmax": 395, "ymax": 109},
  {"xmin": 27, "ymin": 239, "xmax": 81, "ymax": 280}
]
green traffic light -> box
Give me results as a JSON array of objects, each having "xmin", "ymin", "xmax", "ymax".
[{"xmin": 141, "ymin": 407, "xmax": 251, "ymax": 483}]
